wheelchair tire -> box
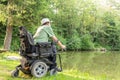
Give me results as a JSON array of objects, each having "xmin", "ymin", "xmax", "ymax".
[
  {"xmin": 11, "ymin": 69, "xmax": 19, "ymax": 77},
  {"xmin": 50, "ymin": 68, "xmax": 57, "ymax": 76},
  {"xmin": 31, "ymin": 61, "xmax": 48, "ymax": 78}
]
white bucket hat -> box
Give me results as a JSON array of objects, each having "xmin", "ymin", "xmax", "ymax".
[{"xmin": 41, "ymin": 18, "xmax": 51, "ymax": 25}]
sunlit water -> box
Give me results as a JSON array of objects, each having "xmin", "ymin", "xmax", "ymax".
[{"xmin": 58, "ymin": 51, "xmax": 120, "ymax": 80}]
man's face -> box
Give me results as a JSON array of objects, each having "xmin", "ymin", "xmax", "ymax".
[{"xmin": 48, "ymin": 22, "xmax": 51, "ymax": 27}]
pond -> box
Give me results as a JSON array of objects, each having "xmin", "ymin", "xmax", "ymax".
[{"xmin": 58, "ymin": 51, "xmax": 120, "ymax": 80}]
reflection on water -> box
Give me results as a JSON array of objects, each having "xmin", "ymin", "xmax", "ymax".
[{"xmin": 59, "ymin": 51, "xmax": 120, "ymax": 80}]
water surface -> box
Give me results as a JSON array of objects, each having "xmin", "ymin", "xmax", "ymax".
[{"xmin": 59, "ymin": 51, "xmax": 120, "ymax": 80}]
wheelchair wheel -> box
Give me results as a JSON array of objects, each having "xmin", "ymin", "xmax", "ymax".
[
  {"xmin": 11, "ymin": 69, "xmax": 19, "ymax": 77},
  {"xmin": 50, "ymin": 68, "xmax": 57, "ymax": 76},
  {"xmin": 31, "ymin": 61, "xmax": 48, "ymax": 78}
]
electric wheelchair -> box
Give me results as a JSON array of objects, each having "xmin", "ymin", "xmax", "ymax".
[{"xmin": 11, "ymin": 26, "xmax": 62, "ymax": 78}]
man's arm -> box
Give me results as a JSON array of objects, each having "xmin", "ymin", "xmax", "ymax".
[
  {"xmin": 33, "ymin": 28, "xmax": 40, "ymax": 39},
  {"xmin": 52, "ymin": 36, "xmax": 66, "ymax": 49}
]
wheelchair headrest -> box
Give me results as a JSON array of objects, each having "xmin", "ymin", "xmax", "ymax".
[{"xmin": 19, "ymin": 26, "xmax": 34, "ymax": 45}]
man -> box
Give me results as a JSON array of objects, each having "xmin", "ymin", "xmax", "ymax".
[{"xmin": 33, "ymin": 18, "xmax": 66, "ymax": 70}]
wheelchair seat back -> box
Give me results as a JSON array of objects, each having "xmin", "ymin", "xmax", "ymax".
[
  {"xmin": 19, "ymin": 26, "xmax": 54, "ymax": 57},
  {"xmin": 19, "ymin": 26, "xmax": 35, "ymax": 56}
]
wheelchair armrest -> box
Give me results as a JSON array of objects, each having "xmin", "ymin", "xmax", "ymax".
[{"xmin": 36, "ymin": 42, "xmax": 52, "ymax": 48}]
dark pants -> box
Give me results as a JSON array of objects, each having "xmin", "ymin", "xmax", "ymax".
[
  {"xmin": 48, "ymin": 45, "xmax": 57, "ymax": 69},
  {"xmin": 48, "ymin": 54, "xmax": 56, "ymax": 69}
]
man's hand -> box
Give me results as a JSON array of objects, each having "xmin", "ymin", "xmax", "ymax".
[{"xmin": 61, "ymin": 45, "xmax": 66, "ymax": 51}]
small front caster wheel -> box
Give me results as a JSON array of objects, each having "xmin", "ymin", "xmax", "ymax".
[
  {"xmin": 11, "ymin": 69, "xmax": 19, "ymax": 77},
  {"xmin": 50, "ymin": 68, "xmax": 57, "ymax": 76}
]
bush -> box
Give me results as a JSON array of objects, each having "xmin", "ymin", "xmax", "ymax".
[
  {"xmin": 81, "ymin": 34, "xmax": 94, "ymax": 50},
  {"xmin": 66, "ymin": 30, "xmax": 81, "ymax": 51},
  {"xmin": 67, "ymin": 37, "xmax": 81, "ymax": 51},
  {"xmin": 11, "ymin": 27, "xmax": 20, "ymax": 51}
]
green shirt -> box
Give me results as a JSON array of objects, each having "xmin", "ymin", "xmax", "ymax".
[{"xmin": 34, "ymin": 25, "xmax": 55, "ymax": 44}]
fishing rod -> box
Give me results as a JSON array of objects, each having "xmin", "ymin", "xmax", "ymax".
[
  {"xmin": 66, "ymin": 39, "xmax": 80, "ymax": 46},
  {"xmin": 66, "ymin": 35, "xmax": 89, "ymax": 46}
]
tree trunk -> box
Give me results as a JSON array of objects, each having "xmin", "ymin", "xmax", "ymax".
[
  {"xmin": 3, "ymin": 0, "xmax": 13, "ymax": 50},
  {"xmin": 3, "ymin": 25, "xmax": 13, "ymax": 50}
]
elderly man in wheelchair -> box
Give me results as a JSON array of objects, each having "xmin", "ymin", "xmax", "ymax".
[{"xmin": 11, "ymin": 18, "xmax": 66, "ymax": 78}]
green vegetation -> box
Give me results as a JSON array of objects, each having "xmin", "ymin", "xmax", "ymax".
[
  {"xmin": 0, "ymin": 0, "xmax": 120, "ymax": 51},
  {"xmin": 0, "ymin": 52, "xmax": 113, "ymax": 80}
]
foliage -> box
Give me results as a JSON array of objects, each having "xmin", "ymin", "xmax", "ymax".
[
  {"xmin": 81, "ymin": 34, "xmax": 95, "ymax": 50},
  {"xmin": 66, "ymin": 29, "xmax": 81, "ymax": 50},
  {"xmin": 0, "ymin": 0, "xmax": 120, "ymax": 51},
  {"xmin": 0, "ymin": 23, "xmax": 6, "ymax": 48},
  {"xmin": 11, "ymin": 27, "xmax": 19, "ymax": 50}
]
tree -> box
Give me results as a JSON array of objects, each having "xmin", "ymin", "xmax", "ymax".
[
  {"xmin": 2, "ymin": 0, "xmax": 13, "ymax": 50},
  {"xmin": 0, "ymin": 0, "xmax": 50, "ymax": 50}
]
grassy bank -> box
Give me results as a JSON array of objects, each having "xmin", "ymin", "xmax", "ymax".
[{"xmin": 0, "ymin": 52, "xmax": 111, "ymax": 80}]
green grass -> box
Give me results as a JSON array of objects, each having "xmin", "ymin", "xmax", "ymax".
[{"xmin": 0, "ymin": 52, "xmax": 111, "ymax": 80}]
